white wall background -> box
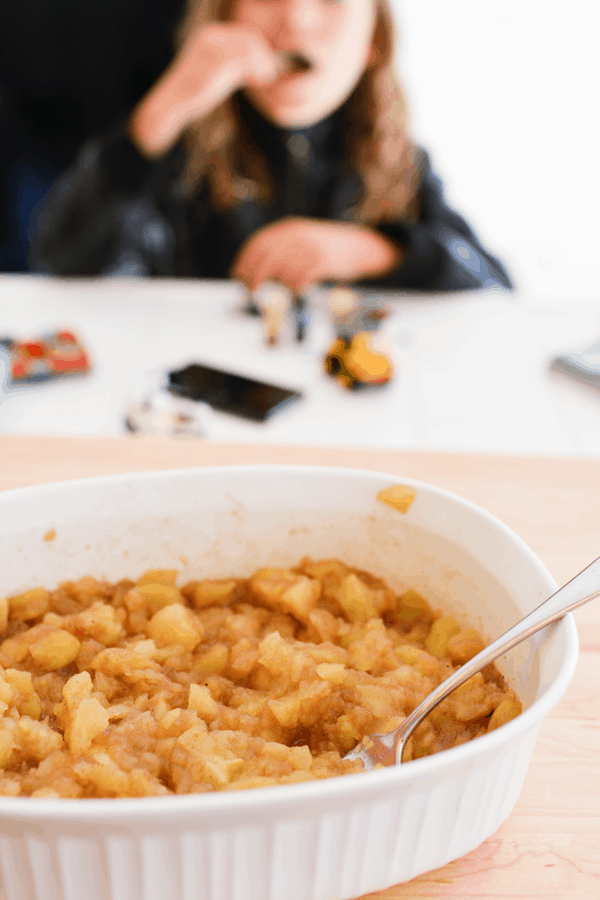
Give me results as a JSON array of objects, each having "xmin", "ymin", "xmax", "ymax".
[{"xmin": 391, "ymin": 0, "xmax": 600, "ymax": 298}]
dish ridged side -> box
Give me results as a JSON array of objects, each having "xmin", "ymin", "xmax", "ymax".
[{"xmin": 0, "ymin": 729, "xmax": 538, "ymax": 900}]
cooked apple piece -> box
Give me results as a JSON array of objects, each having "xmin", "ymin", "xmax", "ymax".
[
  {"xmin": 186, "ymin": 580, "xmax": 237, "ymax": 609},
  {"xmin": 29, "ymin": 630, "xmax": 81, "ymax": 671},
  {"xmin": 0, "ymin": 598, "xmax": 8, "ymax": 636},
  {"xmin": 9, "ymin": 587, "xmax": 50, "ymax": 621},
  {"xmin": 425, "ymin": 616, "xmax": 461, "ymax": 658},
  {"xmin": 196, "ymin": 643, "xmax": 229, "ymax": 674},
  {"xmin": 336, "ymin": 574, "xmax": 379, "ymax": 623},
  {"xmin": 188, "ymin": 684, "xmax": 219, "ymax": 721},
  {"xmin": 395, "ymin": 589, "xmax": 432, "ymax": 624},
  {"xmin": 251, "ymin": 569, "xmax": 320, "ymax": 623},
  {"xmin": 376, "ymin": 484, "xmax": 417, "ymax": 513},
  {"xmin": 137, "ymin": 583, "xmax": 182, "ymax": 612},
  {"xmin": 447, "ymin": 628, "xmax": 486, "ymax": 664},
  {"xmin": 487, "ymin": 698, "xmax": 522, "ymax": 732},
  {"xmin": 136, "ymin": 569, "xmax": 178, "ymax": 587},
  {"xmin": 68, "ymin": 698, "xmax": 110, "ymax": 755},
  {"xmin": 148, "ymin": 604, "xmax": 202, "ymax": 652}
]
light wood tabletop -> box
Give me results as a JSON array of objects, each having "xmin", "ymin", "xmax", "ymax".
[{"xmin": 1, "ymin": 434, "xmax": 599, "ymax": 899}]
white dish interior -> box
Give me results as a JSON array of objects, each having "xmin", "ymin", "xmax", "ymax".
[{"xmin": 1, "ymin": 465, "xmax": 568, "ymax": 711}]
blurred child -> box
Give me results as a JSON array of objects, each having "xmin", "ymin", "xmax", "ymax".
[{"xmin": 35, "ymin": 0, "xmax": 512, "ymax": 292}]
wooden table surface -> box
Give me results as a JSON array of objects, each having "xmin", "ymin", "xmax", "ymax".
[{"xmin": 1, "ymin": 434, "xmax": 599, "ymax": 899}]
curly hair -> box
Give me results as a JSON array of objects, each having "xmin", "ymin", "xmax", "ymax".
[{"xmin": 177, "ymin": 0, "xmax": 420, "ymax": 223}]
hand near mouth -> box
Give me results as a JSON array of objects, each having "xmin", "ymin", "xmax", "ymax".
[{"xmin": 129, "ymin": 24, "xmax": 282, "ymax": 158}]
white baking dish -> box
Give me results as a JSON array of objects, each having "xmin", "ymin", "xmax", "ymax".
[{"xmin": 0, "ymin": 466, "xmax": 578, "ymax": 900}]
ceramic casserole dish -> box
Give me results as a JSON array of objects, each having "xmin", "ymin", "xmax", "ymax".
[{"xmin": 0, "ymin": 466, "xmax": 578, "ymax": 900}]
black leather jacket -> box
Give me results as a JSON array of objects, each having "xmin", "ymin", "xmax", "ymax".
[{"xmin": 34, "ymin": 94, "xmax": 513, "ymax": 291}]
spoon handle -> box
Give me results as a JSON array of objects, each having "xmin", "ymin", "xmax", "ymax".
[{"xmin": 392, "ymin": 554, "xmax": 600, "ymax": 763}]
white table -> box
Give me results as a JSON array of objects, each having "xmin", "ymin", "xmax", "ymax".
[{"xmin": 1, "ymin": 275, "xmax": 600, "ymax": 455}]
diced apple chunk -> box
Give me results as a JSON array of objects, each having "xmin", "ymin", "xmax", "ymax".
[
  {"xmin": 376, "ymin": 484, "xmax": 417, "ymax": 513},
  {"xmin": 447, "ymin": 628, "xmax": 485, "ymax": 664},
  {"xmin": 425, "ymin": 616, "xmax": 460, "ymax": 658},
  {"xmin": 0, "ymin": 598, "xmax": 8, "ymax": 636},
  {"xmin": 9, "ymin": 588, "xmax": 49, "ymax": 621},
  {"xmin": 188, "ymin": 580, "xmax": 237, "ymax": 609},
  {"xmin": 29, "ymin": 630, "xmax": 81, "ymax": 671},
  {"xmin": 395, "ymin": 589, "xmax": 431, "ymax": 624},
  {"xmin": 188, "ymin": 684, "xmax": 219, "ymax": 721},
  {"xmin": 69, "ymin": 698, "xmax": 110, "ymax": 755},
  {"xmin": 336, "ymin": 574, "xmax": 379, "ymax": 623},
  {"xmin": 63, "ymin": 671, "xmax": 93, "ymax": 713},
  {"xmin": 136, "ymin": 569, "xmax": 178, "ymax": 587},
  {"xmin": 137, "ymin": 583, "xmax": 182, "ymax": 612},
  {"xmin": 315, "ymin": 662, "xmax": 346, "ymax": 685},
  {"xmin": 251, "ymin": 569, "xmax": 320, "ymax": 623},
  {"xmin": 148, "ymin": 604, "xmax": 202, "ymax": 652},
  {"xmin": 487, "ymin": 698, "xmax": 522, "ymax": 732}
]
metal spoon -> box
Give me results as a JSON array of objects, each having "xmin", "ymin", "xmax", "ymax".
[
  {"xmin": 281, "ymin": 52, "xmax": 313, "ymax": 75},
  {"xmin": 344, "ymin": 554, "xmax": 600, "ymax": 769}
]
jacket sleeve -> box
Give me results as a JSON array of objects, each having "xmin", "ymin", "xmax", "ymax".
[
  {"xmin": 33, "ymin": 121, "xmax": 189, "ymax": 277},
  {"xmin": 371, "ymin": 149, "xmax": 513, "ymax": 292}
]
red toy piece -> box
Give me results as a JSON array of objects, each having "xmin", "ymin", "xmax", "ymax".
[{"xmin": 7, "ymin": 331, "xmax": 91, "ymax": 383}]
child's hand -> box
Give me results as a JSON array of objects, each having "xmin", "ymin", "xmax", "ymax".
[
  {"xmin": 231, "ymin": 218, "xmax": 404, "ymax": 291},
  {"xmin": 130, "ymin": 24, "xmax": 281, "ymax": 158}
]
